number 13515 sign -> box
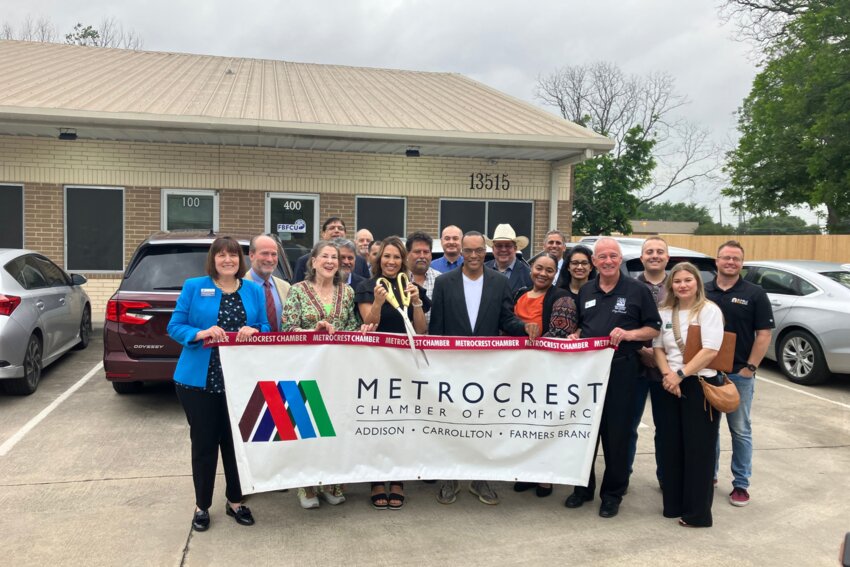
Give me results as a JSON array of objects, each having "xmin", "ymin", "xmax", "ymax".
[{"xmin": 469, "ymin": 173, "xmax": 510, "ymax": 191}]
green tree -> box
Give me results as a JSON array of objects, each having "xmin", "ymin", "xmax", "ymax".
[
  {"xmin": 739, "ymin": 213, "xmax": 821, "ymax": 234},
  {"xmin": 65, "ymin": 23, "xmax": 100, "ymax": 46},
  {"xmin": 634, "ymin": 200, "xmax": 736, "ymax": 234},
  {"xmin": 724, "ymin": 0, "xmax": 850, "ymax": 233},
  {"xmin": 572, "ymin": 126, "xmax": 654, "ymax": 235}
]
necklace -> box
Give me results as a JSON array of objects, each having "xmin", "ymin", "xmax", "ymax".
[
  {"xmin": 310, "ymin": 281, "xmax": 335, "ymax": 304},
  {"xmin": 213, "ymin": 278, "xmax": 239, "ymax": 294}
]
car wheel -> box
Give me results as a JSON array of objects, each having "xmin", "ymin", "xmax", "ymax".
[
  {"xmin": 73, "ymin": 306, "xmax": 92, "ymax": 350},
  {"xmin": 112, "ymin": 381, "xmax": 144, "ymax": 394},
  {"xmin": 778, "ymin": 330, "xmax": 830, "ymax": 386},
  {"xmin": 5, "ymin": 335, "xmax": 43, "ymax": 395}
]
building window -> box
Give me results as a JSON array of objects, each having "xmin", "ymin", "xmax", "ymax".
[
  {"xmin": 65, "ymin": 186, "xmax": 124, "ymax": 272},
  {"xmin": 356, "ymin": 196, "xmax": 406, "ymax": 240},
  {"xmin": 440, "ymin": 199, "xmax": 534, "ymax": 254},
  {"xmin": 161, "ymin": 189, "xmax": 219, "ymax": 231},
  {"xmin": 0, "ymin": 184, "xmax": 24, "ymax": 248}
]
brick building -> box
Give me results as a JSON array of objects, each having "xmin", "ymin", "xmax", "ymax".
[{"xmin": 0, "ymin": 40, "xmax": 613, "ymax": 316}]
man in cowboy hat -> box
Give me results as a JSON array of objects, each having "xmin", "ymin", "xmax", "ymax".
[{"xmin": 485, "ymin": 224, "xmax": 532, "ymax": 296}]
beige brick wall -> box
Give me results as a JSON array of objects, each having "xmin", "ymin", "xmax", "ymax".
[{"xmin": 3, "ymin": 135, "xmax": 577, "ymax": 318}]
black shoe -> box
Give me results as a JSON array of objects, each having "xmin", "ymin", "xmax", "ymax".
[
  {"xmin": 192, "ymin": 509, "xmax": 210, "ymax": 531},
  {"xmin": 564, "ymin": 491, "xmax": 593, "ymax": 508},
  {"xmin": 226, "ymin": 503, "xmax": 255, "ymax": 526},
  {"xmin": 599, "ymin": 499, "xmax": 620, "ymax": 518},
  {"xmin": 514, "ymin": 481, "xmax": 536, "ymax": 492},
  {"xmin": 535, "ymin": 484, "xmax": 553, "ymax": 498}
]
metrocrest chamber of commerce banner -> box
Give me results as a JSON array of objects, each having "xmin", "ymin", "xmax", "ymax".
[{"xmin": 216, "ymin": 332, "xmax": 615, "ymax": 494}]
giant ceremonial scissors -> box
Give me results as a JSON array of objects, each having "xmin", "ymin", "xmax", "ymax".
[{"xmin": 376, "ymin": 273, "xmax": 429, "ymax": 367}]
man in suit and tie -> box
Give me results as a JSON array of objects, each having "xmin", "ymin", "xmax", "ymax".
[
  {"xmin": 484, "ymin": 224, "xmax": 532, "ymax": 296},
  {"xmin": 244, "ymin": 235, "xmax": 291, "ymax": 331},
  {"xmin": 293, "ymin": 218, "xmax": 370, "ymax": 282},
  {"xmin": 429, "ymin": 230, "xmax": 539, "ymax": 506}
]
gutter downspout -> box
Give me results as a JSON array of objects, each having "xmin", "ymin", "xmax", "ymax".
[{"xmin": 548, "ymin": 148, "xmax": 595, "ymax": 231}]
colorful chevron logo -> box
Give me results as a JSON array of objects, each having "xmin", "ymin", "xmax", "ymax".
[{"xmin": 238, "ymin": 380, "xmax": 336, "ymax": 442}]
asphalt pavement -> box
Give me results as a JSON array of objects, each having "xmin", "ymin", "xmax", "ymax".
[{"xmin": 1, "ymin": 330, "xmax": 848, "ymax": 567}]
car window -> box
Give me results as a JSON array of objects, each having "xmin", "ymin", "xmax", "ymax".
[
  {"xmin": 121, "ymin": 243, "xmax": 288, "ymax": 291},
  {"xmin": 20, "ymin": 258, "xmax": 50, "ymax": 289},
  {"xmin": 31, "ymin": 255, "xmax": 70, "ymax": 287},
  {"xmin": 3, "ymin": 256, "xmax": 28, "ymax": 288},
  {"xmin": 798, "ymin": 278, "xmax": 817, "ymax": 295},
  {"xmin": 624, "ymin": 256, "xmax": 716, "ymax": 284},
  {"xmin": 820, "ymin": 271, "xmax": 850, "ymax": 290},
  {"xmin": 752, "ymin": 268, "xmax": 799, "ymax": 296}
]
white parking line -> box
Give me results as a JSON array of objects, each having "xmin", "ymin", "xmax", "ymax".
[
  {"xmin": 0, "ymin": 361, "xmax": 103, "ymax": 457},
  {"xmin": 756, "ymin": 375, "xmax": 850, "ymax": 410}
]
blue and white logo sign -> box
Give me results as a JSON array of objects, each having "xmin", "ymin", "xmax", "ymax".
[{"xmin": 277, "ymin": 219, "xmax": 307, "ymax": 233}]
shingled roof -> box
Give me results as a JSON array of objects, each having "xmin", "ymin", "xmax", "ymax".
[{"xmin": 0, "ymin": 40, "xmax": 613, "ymax": 160}]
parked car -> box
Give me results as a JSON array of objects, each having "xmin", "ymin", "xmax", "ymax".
[
  {"xmin": 103, "ymin": 231, "xmax": 293, "ymax": 394},
  {"xmin": 0, "ymin": 249, "xmax": 92, "ymax": 395},
  {"xmin": 742, "ymin": 260, "xmax": 850, "ymax": 385},
  {"xmin": 574, "ymin": 237, "xmax": 717, "ymax": 281}
]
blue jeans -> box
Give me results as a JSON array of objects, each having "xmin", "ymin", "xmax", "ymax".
[
  {"xmin": 628, "ymin": 373, "xmax": 663, "ymax": 482},
  {"xmin": 714, "ymin": 373, "xmax": 755, "ymax": 489}
]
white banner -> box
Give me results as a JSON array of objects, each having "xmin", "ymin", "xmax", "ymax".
[{"xmin": 218, "ymin": 333, "xmax": 614, "ymax": 494}]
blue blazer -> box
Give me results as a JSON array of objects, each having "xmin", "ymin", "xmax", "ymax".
[{"xmin": 167, "ymin": 276, "xmax": 271, "ymax": 388}]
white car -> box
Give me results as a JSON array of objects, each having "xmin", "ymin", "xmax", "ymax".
[
  {"xmin": 742, "ymin": 260, "xmax": 850, "ymax": 385},
  {"xmin": 0, "ymin": 249, "xmax": 92, "ymax": 394}
]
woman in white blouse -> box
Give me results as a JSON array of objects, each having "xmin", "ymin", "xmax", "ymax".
[{"xmin": 652, "ymin": 262, "xmax": 725, "ymax": 528}]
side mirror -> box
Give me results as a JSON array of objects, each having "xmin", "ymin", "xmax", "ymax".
[{"xmin": 71, "ymin": 273, "xmax": 88, "ymax": 286}]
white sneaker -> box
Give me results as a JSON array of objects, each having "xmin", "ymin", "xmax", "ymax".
[{"xmin": 297, "ymin": 487, "xmax": 320, "ymax": 509}]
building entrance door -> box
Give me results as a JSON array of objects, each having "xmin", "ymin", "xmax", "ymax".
[{"xmin": 265, "ymin": 193, "xmax": 320, "ymax": 272}]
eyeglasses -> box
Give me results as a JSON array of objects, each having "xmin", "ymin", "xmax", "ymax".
[
  {"xmin": 569, "ymin": 261, "xmax": 590, "ymax": 267},
  {"xmin": 462, "ymin": 248, "xmax": 487, "ymax": 256},
  {"xmin": 717, "ymin": 255, "xmax": 743, "ymax": 263}
]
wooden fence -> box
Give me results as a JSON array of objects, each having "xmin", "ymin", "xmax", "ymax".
[{"xmin": 641, "ymin": 235, "xmax": 848, "ymax": 263}]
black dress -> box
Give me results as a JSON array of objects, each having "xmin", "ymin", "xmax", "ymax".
[{"xmin": 354, "ymin": 276, "xmax": 431, "ymax": 333}]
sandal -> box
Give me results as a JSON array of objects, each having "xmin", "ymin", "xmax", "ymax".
[
  {"xmin": 370, "ymin": 482, "xmax": 388, "ymax": 510},
  {"xmin": 678, "ymin": 518, "xmax": 706, "ymax": 528},
  {"xmin": 388, "ymin": 483, "xmax": 405, "ymax": 510}
]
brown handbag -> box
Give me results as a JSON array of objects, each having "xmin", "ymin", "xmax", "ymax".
[
  {"xmin": 683, "ymin": 324, "xmax": 737, "ymax": 373},
  {"xmin": 671, "ymin": 307, "xmax": 741, "ymax": 419}
]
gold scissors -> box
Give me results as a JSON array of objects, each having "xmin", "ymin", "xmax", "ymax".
[{"xmin": 376, "ymin": 273, "xmax": 429, "ymax": 367}]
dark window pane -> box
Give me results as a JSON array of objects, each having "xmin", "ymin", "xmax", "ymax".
[
  {"xmin": 486, "ymin": 201, "xmax": 533, "ymax": 254},
  {"xmin": 357, "ymin": 197, "xmax": 405, "ymax": 241},
  {"xmin": 3, "ymin": 256, "xmax": 28, "ymax": 288},
  {"xmin": 122, "ymin": 245, "xmax": 210, "ymax": 291},
  {"xmin": 21, "ymin": 255, "xmax": 49, "ymax": 289},
  {"xmin": 66, "ymin": 187, "xmax": 123, "ymax": 271},
  {"xmin": 440, "ymin": 200, "xmax": 486, "ymax": 234},
  {"xmin": 0, "ymin": 185, "xmax": 24, "ymax": 249},
  {"xmin": 166, "ymin": 193, "xmax": 214, "ymax": 230},
  {"xmin": 31, "ymin": 255, "xmax": 70, "ymax": 286}
]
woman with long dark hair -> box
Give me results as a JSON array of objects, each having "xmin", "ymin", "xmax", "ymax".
[{"xmin": 557, "ymin": 245, "xmax": 596, "ymax": 302}]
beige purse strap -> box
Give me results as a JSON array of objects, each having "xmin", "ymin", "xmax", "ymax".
[{"xmin": 671, "ymin": 306, "xmax": 687, "ymax": 353}]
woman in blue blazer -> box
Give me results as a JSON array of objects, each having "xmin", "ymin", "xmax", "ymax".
[{"xmin": 167, "ymin": 236, "xmax": 270, "ymax": 532}]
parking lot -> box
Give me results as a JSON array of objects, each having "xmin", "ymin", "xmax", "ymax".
[{"xmin": 1, "ymin": 327, "xmax": 848, "ymax": 567}]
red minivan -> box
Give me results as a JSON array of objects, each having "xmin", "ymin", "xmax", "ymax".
[{"xmin": 103, "ymin": 231, "xmax": 293, "ymax": 393}]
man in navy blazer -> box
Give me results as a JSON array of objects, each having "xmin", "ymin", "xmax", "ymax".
[
  {"xmin": 484, "ymin": 224, "xmax": 532, "ymax": 297},
  {"xmin": 428, "ymin": 231, "xmax": 539, "ymax": 506}
]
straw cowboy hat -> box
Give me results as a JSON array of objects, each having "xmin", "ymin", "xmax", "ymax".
[{"xmin": 485, "ymin": 224, "xmax": 529, "ymax": 250}]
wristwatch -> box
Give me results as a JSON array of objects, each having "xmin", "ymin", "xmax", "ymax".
[
  {"xmin": 746, "ymin": 363, "xmax": 758, "ymax": 372},
  {"xmin": 676, "ymin": 369, "xmax": 685, "ymax": 378}
]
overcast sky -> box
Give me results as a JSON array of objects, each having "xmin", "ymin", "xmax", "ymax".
[{"xmin": 4, "ymin": 0, "xmax": 793, "ymax": 225}]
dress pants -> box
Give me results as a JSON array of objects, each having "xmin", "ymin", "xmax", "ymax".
[
  {"xmin": 176, "ymin": 386, "xmax": 243, "ymax": 511},
  {"xmin": 655, "ymin": 374, "xmax": 721, "ymax": 527},
  {"xmin": 576, "ymin": 354, "xmax": 639, "ymax": 504}
]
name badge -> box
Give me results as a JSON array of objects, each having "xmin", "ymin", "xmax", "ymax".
[
  {"xmin": 200, "ymin": 288, "xmax": 216, "ymax": 297},
  {"xmin": 584, "ymin": 299, "xmax": 597, "ymax": 309}
]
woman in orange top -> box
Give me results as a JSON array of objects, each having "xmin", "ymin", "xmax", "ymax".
[{"xmin": 513, "ymin": 251, "xmax": 578, "ymax": 497}]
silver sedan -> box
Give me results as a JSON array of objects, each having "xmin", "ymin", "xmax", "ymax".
[
  {"xmin": 0, "ymin": 249, "xmax": 92, "ymax": 394},
  {"xmin": 742, "ymin": 260, "xmax": 850, "ymax": 385}
]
